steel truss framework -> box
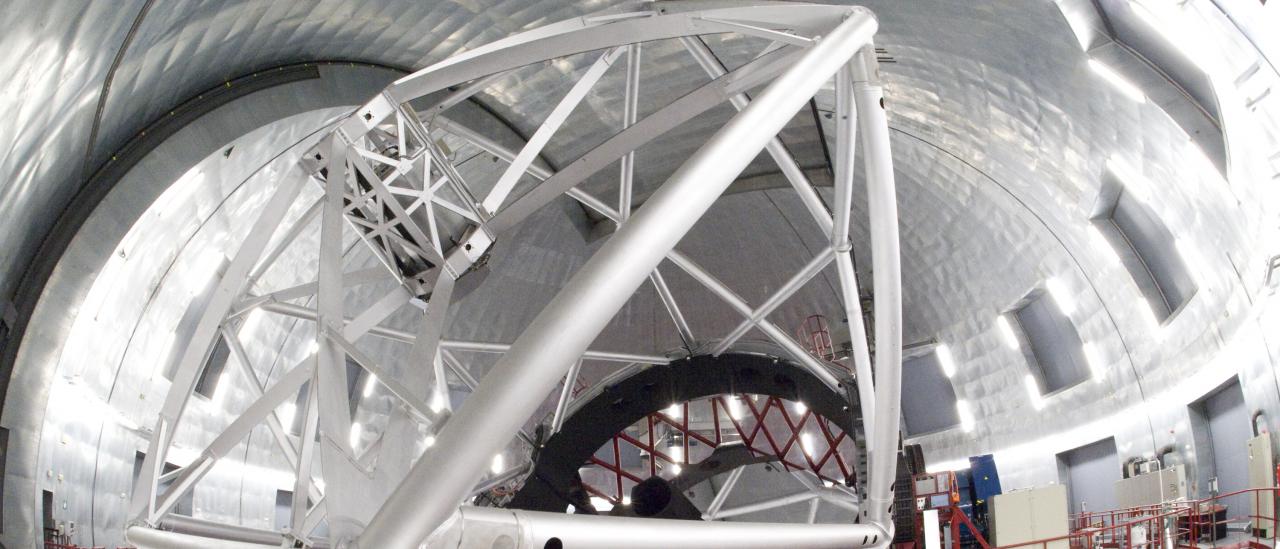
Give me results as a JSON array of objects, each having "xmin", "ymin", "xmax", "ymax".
[
  {"xmin": 581, "ymin": 395, "xmax": 857, "ymax": 506},
  {"xmin": 125, "ymin": 3, "xmax": 902, "ymax": 549}
]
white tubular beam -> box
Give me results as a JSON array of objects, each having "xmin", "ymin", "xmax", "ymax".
[
  {"xmin": 482, "ymin": 47, "xmax": 623, "ymax": 214},
  {"xmin": 679, "ymin": 35, "xmax": 833, "ymax": 235},
  {"xmin": 426, "ymin": 507, "xmax": 885, "ymax": 549},
  {"xmin": 407, "ymin": 272, "xmax": 455, "ymax": 409},
  {"xmin": 484, "ymin": 43, "xmax": 801, "ymax": 233},
  {"xmin": 558, "ymin": 188, "xmax": 838, "ymax": 386},
  {"xmin": 422, "ymin": 72, "xmax": 506, "ymax": 119},
  {"xmin": 357, "ymin": 11, "xmax": 877, "ymax": 547},
  {"xmin": 853, "ymin": 45, "xmax": 903, "ymax": 532},
  {"xmin": 667, "ymin": 250, "xmax": 843, "ymax": 390},
  {"xmin": 220, "ymin": 328, "xmax": 302, "ymax": 472},
  {"xmin": 131, "ymin": 168, "xmax": 308, "ymax": 521},
  {"xmin": 711, "ymin": 247, "xmax": 835, "ymax": 355},
  {"xmin": 704, "ymin": 466, "xmax": 746, "ymax": 519},
  {"xmin": 151, "ymin": 360, "xmax": 313, "ymax": 521},
  {"xmin": 342, "ymin": 285, "xmax": 413, "ymax": 341},
  {"xmin": 246, "ymin": 195, "xmax": 323, "ymax": 289},
  {"xmin": 258, "ymin": 300, "xmax": 670, "ymax": 364},
  {"xmin": 649, "ymin": 268, "xmax": 696, "ymax": 347},
  {"xmin": 713, "ymin": 492, "xmax": 818, "ymax": 520},
  {"xmin": 128, "ymin": 522, "xmax": 286, "ymax": 549},
  {"xmin": 808, "ymin": 498, "xmax": 822, "ymax": 524},
  {"xmin": 251, "ymin": 267, "xmax": 388, "ymax": 305},
  {"xmin": 385, "ymin": 5, "xmax": 852, "ymax": 104},
  {"xmin": 289, "ymin": 381, "xmax": 320, "ymax": 535},
  {"xmin": 619, "ymin": 42, "xmax": 641, "ymax": 221},
  {"xmin": 328, "ymin": 330, "xmax": 444, "ymax": 425},
  {"xmin": 831, "ymin": 65, "xmax": 857, "ymax": 245},
  {"xmin": 832, "ymin": 63, "xmax": 877, "ymax": 450},
  {"xmin": 549, "ymin": 358, "xmax": 583, "ymax": 434}
]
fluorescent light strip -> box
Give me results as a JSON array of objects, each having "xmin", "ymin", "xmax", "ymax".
[
  {"xmin": 1024, "ymin": 375, "xmax": 1045, "ymax": 410},
  {"xmin": 996, "ymin": 315, "xmax": 1020, "ymax": 349},
  {"xmin": 956, "ymin": 400, "xmax": 976, "ymax": 433},
  {"xmin": 1175, "ymin": 238, "xmax": 1206, "ymax": 284},
  {"xmin": 1089, "ymin": 58, "xmax": 1147, "ymax": 103},
  {"xmin": 1089, "ymin": 225, "xmax": 1120, "ymax": 265},
  {"xmin": 936, "ymin": 344, "xmax": 957, "ymax": 378},
  {"xmin": 350, "ymin": 422, "xmax": 363, "ymax": 449},
  {"xmin": 1083, "ymin": 342, "xmax": 1106, "ymax": 381},
  {"xmin": 1046, "ymin": 276, "xmax": 1076, "ymax": 315}
]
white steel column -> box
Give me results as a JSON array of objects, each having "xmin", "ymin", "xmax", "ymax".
[
  {"xmin": 853, "ymin": 45, "xmax": 904, "ymax": 533},
  {"xmin": 832, "ymin": 63, "xmax": 877, "ymax": 451},
  {"xmin": 356, "ymin": 10, "xmax": 878, "ymax": 547},
  {"xmin": 619, "ymin": 42, "xmax": 641, "ymax": 220}
]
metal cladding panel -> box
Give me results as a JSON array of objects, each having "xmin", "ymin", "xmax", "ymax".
[
  {"xmin": 0, "ymin": 0, "xmax": 143, "ymax": 296},
  {"xmin": 1, "ymin": 0, "xmax": 1279, "ymax": 546}
]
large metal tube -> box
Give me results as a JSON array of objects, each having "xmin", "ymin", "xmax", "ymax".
[
  {"xmin": 126, "ymin": 514, "xmax": 333, "ymax": 549},
  {"xmin": 356, "ymin": 10, "xmax": 878, "ymax": 548},
  {"xmin": 832, "ymin": 64, "xmax": 878, "ymax": 450},
  {"xmin": 853, "ymin": 44, "xmax": 904, "ymax": 533},
  {"xmin": 427, "ymin": 507, "xmax": 886, "ymax": 549},
  {"xmin": 258, "ymin": 301, "xmax": 670, "ymax": 364}
]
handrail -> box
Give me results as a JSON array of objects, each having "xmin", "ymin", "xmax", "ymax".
[{"xmin": 930, "ymin": 485, "xmax": 1280, "ymax": 549}]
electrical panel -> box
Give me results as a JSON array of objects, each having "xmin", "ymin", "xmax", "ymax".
[
  {"xmin": 1248, "ymin": 433, "xmax": 1275, "ymax": 536},
  {"xmin": 991, "ymin": 484, "xmax": 1069, "ymax": 549}
]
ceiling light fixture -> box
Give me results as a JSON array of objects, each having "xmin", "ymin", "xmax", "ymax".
[{"xmin": 936, "ymin": 343, "xmax": 957, "ymax": 378}]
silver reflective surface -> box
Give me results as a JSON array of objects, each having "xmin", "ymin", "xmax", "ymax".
[{"xmin": 2, "ymin": 0, "xmax": 1279, "ymax": 547}]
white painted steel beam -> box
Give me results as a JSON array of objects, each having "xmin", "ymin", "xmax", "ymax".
[
  {"xmin": 481, "ymin": 47, "xmax": 623, "ymax": 214},
  {"xmin": 356, "ymin": 10, "xmax": 878, "ymax": 547},
  {"xmin": 424, "ymin": 507, "xmax": 885, "ymax": 549},
  {"xmin": 852, "ymin": 45, "xmax": 904, "ymax": 532},
  {"xmin": 130, "ymin": 167, "xmax": 309, "ymax": 522}
]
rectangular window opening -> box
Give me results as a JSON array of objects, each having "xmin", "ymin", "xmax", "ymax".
[
  {"xmin": 193, "ymin": 337, "xmax": 232, "ymax": 398},
  {"xmin": 1009, "ymin": 288, "xmax": 1090, "ymax": 394},
  {"xmin": 900, "ymin": 349, "xmax": 961, "ymax": 436},
  {"xmin": 1091, "ymin": 169, "xmax": 1197, "ymax": 322}
]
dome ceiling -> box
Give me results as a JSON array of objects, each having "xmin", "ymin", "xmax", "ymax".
[{"xmin": 2, "ymin": 0, "xmax": 1279, "ymax": 546}]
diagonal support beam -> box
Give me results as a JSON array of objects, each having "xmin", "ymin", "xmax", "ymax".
[
  {"xmin": 565, "ymin": 190, "xmax": 842, "ymax": 390},
  {"xmin": 679, "ymin": 36, "xmax": 834, "ymax": 235},
  {"xmin": 618, "ymin": 42, "xmax": 641, "ymax": 221},
  {"xmin": 485, "ymin": 43, "xmax": 800, "ymax": 232},
  {"xmin": 150, "ymin": 359, "xmax": 314, "ymax": 521},
  {"xmin": 481, "ymin": 47, "xmax": 624, "ymax": 214},
  {"xmin": 711, "ymin": 248, "xmax": 835, "ymax": 355},
  {"xmin": 131, "ymin": 166, "xmax": 309, "ymax": 522},
  {"xmin": 357, "ymin": 11, "xmax": 877, "ymax": 545}
]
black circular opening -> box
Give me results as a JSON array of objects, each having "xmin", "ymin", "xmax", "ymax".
[{"xmin": 544, "ymin": 537, "xmax": 564, "ymax": 549}]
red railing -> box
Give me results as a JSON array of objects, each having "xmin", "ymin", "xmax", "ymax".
[
  {"xmin": 797, "ymin": 314, "xmax": 837, "ymax": 362},
  {"xmin": 934, "ymin": 487, "xmax": 1280, "ymax": 549}
]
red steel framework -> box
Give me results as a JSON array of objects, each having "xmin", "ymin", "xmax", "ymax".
[{"xmin": 582, "ymin": 394, "xmax": 857, "ymax": 504}]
